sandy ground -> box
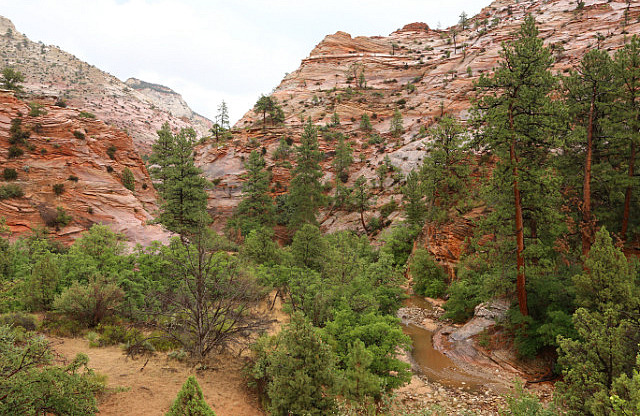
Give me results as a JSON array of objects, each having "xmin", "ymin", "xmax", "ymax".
[{"xmin": 50, "ymin": 336, "xmax": 265, "ymax": 416}]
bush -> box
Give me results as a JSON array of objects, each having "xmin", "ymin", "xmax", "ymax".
[
  {"xmin": 8, "ymin": 145, "xmax": 23, "ymax": 158},
  {"xmin": 410, "ymin": 249, "xmax": 447, "ymax": 298},
  {"xmin": 68, "ymin": 175, "xmax": 79, "ymax": 182},
  {"xmin": 106, "ymin": 145, "xmax": 116, "ymax": 160},
  {"xmin": 167, "ymin": 376, "xmax": 216, "ymax": 416},
  {"xmin": 95, "ymin": 324, "xmax": 142, "ymax": 347},
  {"xmin": 28, "ymin": 102, "xmax": 47, "ymax": 117},
  {"xmin": 52, "ymin": 183, "xmax": 65, "ymax": 195},
  {"xmin": 53, "ymin": 277, "xmax": 124, "ymax": 327},
  {"xmin": 0, "ymin": 184, "xmax": 24, "ymax": 200},
  {"xmin": 78, "ymin": 111, "xmax": 95, "ymax": 119},
  {"xmin": 9, "ymin": 118, "xmax": 29, "ymax": 145},
  {"xmin": 54, "ymin": 99, "xmax": 67, "ymax": 108},
  {"xmin": 3, "ymin": 168, "xmax": 17, "ymax": 181},
  {"xmin": 121, "ymin": 168, "xmax": 134, "ymax": 192},
  {"xmin": 0, "ymin": 312, "xmax": 38, "ymax": 330},
  {"xmin": 73, "ymin": 130, "xmax": 86, "ymax": 140}
]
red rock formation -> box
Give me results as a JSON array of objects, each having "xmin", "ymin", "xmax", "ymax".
[
  {"xmin": 0, "ymin": 16, "xmax": 212, "ymax": 154},
  {"xmin": 0, "ymin": 91, "xmax": 168, "ymax": 245},
  {"xmin": 198, "ymin": 0, "xmax": 639, "ymax": 262}
]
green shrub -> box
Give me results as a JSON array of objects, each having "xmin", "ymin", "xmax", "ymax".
[
  {"xmin": 96, "ymin": 324, "xmax": 142, "ymax": 347},
  {"xmin": 121, "ymin": 168, "xmax": 134, "ymax": 192},
  {"xmin": 3, "ymin": 168, "xmax": 17, "ymax": 181},
  {"xmin": 379, "ymin": 199, "xmax": 398, "ymax": 218},
  {"xmin": 167, "ymin": 376, "xmax": 216, "ymax": 416},
  {"xmin": 73, "ymin": 130, "xmax": 86, "ymax": 140},
  {"xmin": 78, "ymin": 111, "xmax": 95, "ymax": 119},
  {"xmin": 0, "ymin": 312, "xmax": 38, "ymax": 330},
  {"xmin": 53, "ymin": 277, "xmax": 124, "ymax": 327},
  {"xmin": 68, "ymin": 175, "xmax": 79, "ymax": 182},
  {"xmin": 28, "ymin": 102, "xmax": 47, "ymax": 117},
  {"xmin": 106, "ymin": 145, "xmax": 116, "ymax": 160},
  {"xmin": 52, "ymin": 183, "xmax": 65, "ymax": 195},
  {"xmin": 410, "ymin": 249, "xmax": 447, "ymax": 298},
  {"xmin": 8, "ymin": 145, "xmax": 23, "ymax": 158},
  {"xmin": 9, "ymin": 118, "xmax": 29, "ymax": 145},
  {"xmin": 0, "ymin": 184, "xmax": 24, "ymax": 200}
]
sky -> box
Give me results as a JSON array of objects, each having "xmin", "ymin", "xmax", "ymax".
[{"xmin": 0, "ymin": 0, "xmax": 489, "ymax": 123}]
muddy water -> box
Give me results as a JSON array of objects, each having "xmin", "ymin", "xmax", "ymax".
[{"xmin": 401, "ymin": 295, "xmax": 496, "ymax": 391}]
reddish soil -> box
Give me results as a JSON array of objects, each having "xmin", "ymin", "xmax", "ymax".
[{"xmin": 50, "ymin": 336, "xmax": 265, "ymax": 416}]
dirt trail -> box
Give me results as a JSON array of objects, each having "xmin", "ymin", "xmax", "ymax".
[{"xmin": 50, "ymin": 336, "xmax": 264, "ymax": 416}]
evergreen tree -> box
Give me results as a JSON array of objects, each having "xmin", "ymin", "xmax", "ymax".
[
  {"xmin": 25, "ymin": 251, "xmax": 59, "ymax": 311},
  {"xmin": 330, "ymin": 110, "xmax": 340, "ymax": 126},
  {"xmin": 360, "ymin": 113, "xmax": 372, "ymax": 132},
  {"xmin": 563, "ymin": 49, "xmax": 615, "ymax": 256},
  {"xmin": 288, "ymin": 119, "xmax": 323, "ymax": 228},
  {"xmin": 614, "ymin": 35, "xmax": 640, "ymax": 242},
  {"xmin": 0, "ymin": 67, "xmax": 24, "ymax": 92},
  {"xmin": 350, "ymin": 176, "xmax": 371, "ymax": 234},
  {"xmin": 166, "ymin": 376, "xmax": 215, "ymax": 416},
  {"xmin": 148, "ymin": 124, "xmax": 209, "ymax": 233},
  {"xmin": 472, "ymin": 15, "xmax": 561, "ymax": 316},
  {"xmin": 402, "ymin": 169, "xmax": 426, "ymax": 228},
  {"xmin": 229, "ymin": 150, "xmax": 275, "ymax": 237},
  {"xmin": 253, "ymin": 95, "xmax": 284, "ymax": 128},
  {"xmin": 121, "ymin": 167, "xmax": 135, "ymax": 192},
  {"xmin": 557, "ymin": 228, "xmax": 640, "ymax": 415},
  {"xmin": 390, "ymin": 108, "xmax": 404, "ymax": 138},
  {"xmin": 216, "ymin": 100, "xmax": 230, "ymax": 130},
  {"xmin": 251, "ymin": 313, "xmax": 337, "ymax": 416},
  {"xmin": 332, "ymin": 136, "xmax": 353, "ymax": 184}
]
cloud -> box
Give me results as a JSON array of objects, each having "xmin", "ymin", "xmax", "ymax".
[{"xmin": 0, "ymin": 0, "xmax": 489, "ymax": 122}]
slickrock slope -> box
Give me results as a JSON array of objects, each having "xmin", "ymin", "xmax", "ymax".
[
  {"xmin": 198, "ymin": 0, "xmax": 639, "ymax": 261},
  {"xmin": 0, "ymin": 16, "xmax": 212, "ymax": 154},
  {"xmin": 0, "ymin": 91, "xmax": 167, "ymax": 245}
]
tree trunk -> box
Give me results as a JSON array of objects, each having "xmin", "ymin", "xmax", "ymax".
[
  {"xmin": 582, "ymin": 87, "xmax": 596, "ymax": 257},
  {"xmin": 621, "ymin": 140, "xmax": 636, "ymax": 241},
  {"xmin": 510, "ymin": 107, "xmax": 528, "ymax": 316},
  {"xmin": 360, "ymin": 210, "xmax": 368, "ymax": 235}
]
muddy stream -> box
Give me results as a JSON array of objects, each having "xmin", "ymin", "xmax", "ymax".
[{"xmin": 400, "ymin": 295, "xmax": 506, "ymax": 393}]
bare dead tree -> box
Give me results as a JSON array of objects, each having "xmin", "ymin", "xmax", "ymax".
[{"xmin": 149, "ymin": 231, "xmax": 268, "ymax": 359}]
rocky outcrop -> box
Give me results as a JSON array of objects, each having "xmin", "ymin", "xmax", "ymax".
[
  {"xmin": 125, "ymin": 78, "xmax": 200, "ymax": 120},
  {"xmin": 0, "ymin": 16, "xmax": 212, "ymax": 154},
  {"xmin": 0, "ymin": 91, "xmax": 168, "ymax": 245},
  {"xmin": 196, "ymin": 0, "xmax": 639, "ymax": 247}
]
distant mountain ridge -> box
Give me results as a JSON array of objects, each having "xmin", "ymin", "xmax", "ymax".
[{"xmin": 0, "ymin": 15, "xmax": 212, "ymax": 153}]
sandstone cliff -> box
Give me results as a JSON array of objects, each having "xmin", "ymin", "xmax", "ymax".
[
  {"xmin": 0, "ymin": 91, "xmax": 168, "ymax": 245},
  {"xmin": 0, "ymin": 16, "xmax": 212, "ymax": 154},
  {"xmin": 197, "ymin": 0, "xmax": 639, "ymax": 266}
]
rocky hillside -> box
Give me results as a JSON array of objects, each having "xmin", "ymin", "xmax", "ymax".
[
  {"xmin": 0, "ymin": 91, "xmax": 167, "ymax": 245},
  {"xmin": 198, "ymin": 0, "xmax": 639, "ymax": 261},
  {"xmin": 0, "ymin": 16, "xmax": 212, "ymax": 154}
]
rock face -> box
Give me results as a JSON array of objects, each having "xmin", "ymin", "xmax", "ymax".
[
  {"xmin": 0, "ymin": 91, "xmax": 168, "ymax": 245},
  {"xmin": 198, "ymin": 0, "xmax": 638, "ymax": 247},
  {"xmin": 0, "ymin": 16, "xmax": 212, "ymax": 154}
]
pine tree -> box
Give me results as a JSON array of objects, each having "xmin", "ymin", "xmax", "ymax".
[
  {"xmin": 288, "ymin": 119, "xmax": 323, "ymax": 228},
  {"xmin": 557, "ymin": 228, "xmax": 640, "ymax": 415},
  {"xmin": 390, "ymin": 108, "xmax": 404, "ymax": 138},
  {"xmin": 402, "ymin": 169, "xmax": 426, "ymax": 228},
  {"xmin": 166, "ymin": 376, "xmax": 216, "ymax": 416},
  {"xmin": 614, "ymin": 35, "xmax": 640, "ymax": 242},
  {"xmin": 563, "ymin": 49, "xmax": 615, "ymax": 256},
  {"xmin": 252, "ymin": 313, "xmax": 337, "ymax": 416},
  {"xmin": 148, "ymin": 124, "xmax": 209, "ymax": 233},
  {"xmin": 121, "ymin": 167, "xmax": 135, "ymax": 192},
  {"xmin": 229, "ymin": 150, "xmax": 275, "ymax": 237},
  {"xmin": 350, "ymin": 176, "xmax": 371, "ymax": 234},
  {"xmin": 216, "ymin": 100, "xmax": 230, "ymax": 130},
  {"xmin": 472, "ymin": 15, "xmax": 561, "ymax": 316},
  {"xmin": 360, "ymin": 113, "xmax": 372, "ymax": 132},
  {"xmin": 332, "ymin": 136, "xmax": 352, "ymax": 184},
  {"xmin": 25, "ymin": 251, "xmax": 59, "ymax": 311}
]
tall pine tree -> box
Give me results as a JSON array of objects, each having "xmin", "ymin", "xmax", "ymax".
[
  {"xmin": 148, "ymin": 123, "xmax": 209, "ymax": 234},
  {"xmin": 229, "ymin": 150, "xmax": 275, "ymax": 237},
  {"xmin": 288, "ymin": 119, "xmax": 323, "ymax": 228},
  {"xmin": 472, "ymin": 15, "xmax": 561, "ymax": 316}
]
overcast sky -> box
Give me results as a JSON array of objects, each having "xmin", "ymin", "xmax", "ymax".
[{"xmin": 0, "ymin": 0, "xmax": 489, "ymax": 123}]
